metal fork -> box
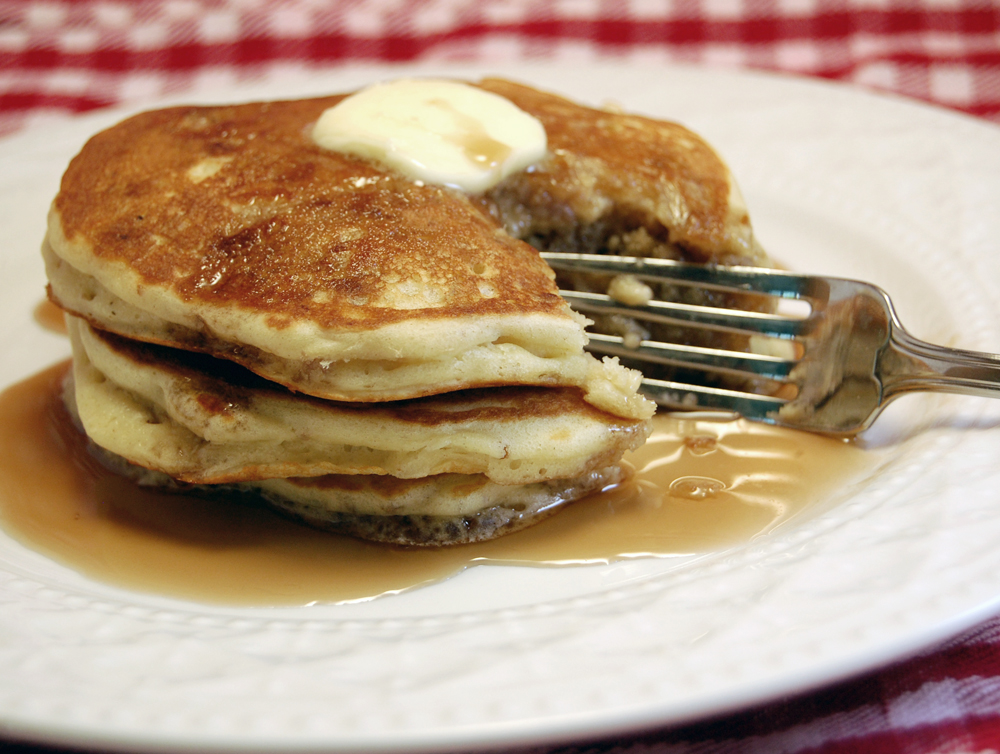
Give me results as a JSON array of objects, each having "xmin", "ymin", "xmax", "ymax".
[{"xmin": 541, "ymin": 252, "xmax": 1000, "ymax": 436}]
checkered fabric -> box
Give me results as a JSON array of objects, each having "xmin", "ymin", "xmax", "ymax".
[
  {"xmin": 1, "ymin": 0, "xmax": 999, "ymax": 137},
  {"xmin": 2, "ymin": 2, "xmax": 1000, "ymax": 753},
  {"xmin": 553, "ymin": 620, "xmax": 1000, "ymax": 753}
]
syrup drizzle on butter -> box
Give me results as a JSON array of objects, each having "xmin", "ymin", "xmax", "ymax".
[
  {"xmin": 311, "ymin": 79, "xmax": 546, "ymax": 193},
  {"xmin": 428, "ymin": 97, "xmax": 513, "ymax": 172}
]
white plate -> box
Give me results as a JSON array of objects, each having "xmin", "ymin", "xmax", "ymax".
[{"xmin": 3, "ymin": 62, "xmax": 1000, "ymax": 753}]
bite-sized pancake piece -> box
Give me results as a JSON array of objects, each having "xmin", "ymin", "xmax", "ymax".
[
  {"xmin": 66, "ymin": 317, "xmax": 650, "ymax": 486},
  {"xmin": 44, "ymin": 84, "xmax": 655, "ymax": 420}
]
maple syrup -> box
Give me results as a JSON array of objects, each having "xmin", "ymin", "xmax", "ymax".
[{"xmin": 0, "ymin": 360, "xmax": 875, "ymax": 607}]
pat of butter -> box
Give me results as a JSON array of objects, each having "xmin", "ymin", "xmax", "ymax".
[{"xmin": 312, "ymin": 79, "xmax": 547, "ymax": 193}]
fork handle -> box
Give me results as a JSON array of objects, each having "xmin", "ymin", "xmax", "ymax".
[{"xmin": 883, "ymin": 326, "xmax": 1000, "ymax": 399}]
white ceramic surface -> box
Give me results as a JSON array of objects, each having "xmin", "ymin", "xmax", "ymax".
[{"xmin": 2, "ymin": 63, "xmax": 1000, "ymax": 753}]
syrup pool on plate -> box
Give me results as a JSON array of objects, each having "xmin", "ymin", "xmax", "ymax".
[{"xmin": 0, "ymin": 350, "xmax": 876, "ymax": 607}]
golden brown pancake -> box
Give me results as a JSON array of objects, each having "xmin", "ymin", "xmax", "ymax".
[
  {"xmin": 251, "ymin": 467, "xmax": 627, "ymax": 545},
  {"xmin": 42, "ymin": 83, "xmax": 657, "ymax": 420},
  {"xmin": 84, "ymin": 443, "xmax": 626, "ymax": 547},
  {"xmin": 67, "ymin": 316, "xmax": 649, "ymax": 487}
]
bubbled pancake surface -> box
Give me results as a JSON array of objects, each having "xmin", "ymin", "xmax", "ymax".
[
  {"xmin": 52, "ymin": 93, "xmax": 568, "ymax": 329},
  {"xmin": 46, "ymin": 84, "xmax": 631, "ymax": 409}
]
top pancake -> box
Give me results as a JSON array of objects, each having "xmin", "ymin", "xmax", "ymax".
[{"xmin": 44, "ymin": 79, "xmax": 762, "ymax": 418}]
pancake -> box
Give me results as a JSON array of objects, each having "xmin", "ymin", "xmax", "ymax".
[
  {"xmin": 67, "ymin": 316, "xmax": 648, "ymax": 487},
  {"xmin": 255, "ymin": 473, "xmax": 618, "ymax": 546},
  {"xmin": 81, "ymin": 443, "xmax": 624, "ymax": 546},
  {"xmin": 43, "ymin": 83, "xmax": 656, "ymax": 420}
]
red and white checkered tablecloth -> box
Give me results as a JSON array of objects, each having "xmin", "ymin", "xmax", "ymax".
[
  {"xmin": 2, "ymin": 0, "xmax": 999, "ymax": 137},
  {"xmin": 3, "ymin": 2, "xmax": 1000, "ymax": 753}
]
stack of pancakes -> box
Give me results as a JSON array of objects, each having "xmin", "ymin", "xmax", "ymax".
[{"xmin": 43, "ymin": 78, "xmax": 768, "ymax": 545}]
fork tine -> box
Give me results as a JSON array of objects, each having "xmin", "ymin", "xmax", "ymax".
[
  {"xmin": 559, "ymin": 289, "xmax": 807, "ymax": 338},
  {"xmin": 639, "ymin": 377, "xmax": 788, "ymax": 420},
  {"xmin": 585, "ymin": 333, "xmax": 797, "ymax": 380},
  {"xmin": 541, "ymin": 252, "xmax": 830, "ymax": 301},
  {"xmin": 540, "ymin": 252, "xmax": 812, "ymax": 422}
]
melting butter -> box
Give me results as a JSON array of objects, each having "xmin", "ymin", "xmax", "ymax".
[{"xmin": 312, "ymin": 79, "xmax": 547, "ymax": 193}]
